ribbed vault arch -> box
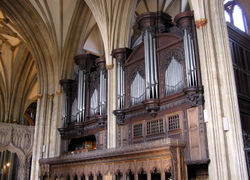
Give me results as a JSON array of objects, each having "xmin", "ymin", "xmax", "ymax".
[{"xmin": 0, "ymin": 0, "xmax": 55, "ymax": 94}]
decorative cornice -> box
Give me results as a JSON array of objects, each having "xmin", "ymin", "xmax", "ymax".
[{"xmin": 195, "ymin": 18, "xmax": 207, "ymax": 29}]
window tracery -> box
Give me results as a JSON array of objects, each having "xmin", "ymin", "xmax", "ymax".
[{"xmin": 224, "ymin": 0, "xmax": 248, "ymax": 32}]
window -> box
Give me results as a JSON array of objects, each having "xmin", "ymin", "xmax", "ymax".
[
  {"xmin": 146, "ymin": 119, "xmax": 164, "ymax": 135},
  {"xmin": 133, "ymin": 124, "xmax": 143, "ymax": 137},
  {"xmin": 224, "ymin": 0, "xmax": 248, "ymax": 32},
  {"xmin": 168, "ymin": 114, "xmax": 180, "ymax": 130}
]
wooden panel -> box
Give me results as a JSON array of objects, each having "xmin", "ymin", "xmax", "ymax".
[{"xmin": 187, "ymin": 107, "xmax": 207, "ymax": 161}]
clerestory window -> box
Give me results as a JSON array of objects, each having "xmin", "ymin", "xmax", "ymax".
[{"xmin": 224, "ymin": 0, "xmax": 248, "ymax": 32}]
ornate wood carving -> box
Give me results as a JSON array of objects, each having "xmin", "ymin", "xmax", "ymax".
[{"xmin": 40, "ymin": 138, "xmax": 185, "ymax": 180}]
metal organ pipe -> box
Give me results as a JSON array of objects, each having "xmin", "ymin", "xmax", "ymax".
[
  {"xmin": 99, "ymin": 70, "xmax": 103, "ymax": 115},
  {"xmin": 149, "ymin": 32, "xmax": 155, "ymax": 98},
  {"xmin": 99, "ymin": 66, "xmax": 106, "ymax": 115},
  {"xmin": 117, "ymin": 62, "xmax": 121, "ymax": 109},
  {"xmin": 143, "ymin": 28, "xmax": 159, "ymax": 100},
  {"xmin": 184, "ymin": 29, "xmax": 191, "ymax": 86},
  {"xmin": 153, "ymin": 37, "xmax": 158, "ymax": 98},
  {"xmin": 62, "ymin": 91, "xmax": 67, "ymax": 127},
  {"xmin": 191, "ymin": 37, "xmax": 197, "ymax": 86},
  {"xmin": 77, "ymin": 70, "xmax": 85, "ymax": 122},
  {"xmin": 183, "ymin": 28, "xmax": 198, "ymax": 87},
  {"xmin": 144, "ymin": 29, "xmax": 151, "ymax": 99}
]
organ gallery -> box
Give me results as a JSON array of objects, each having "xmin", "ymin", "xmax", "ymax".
[
  {"xmin": 40, "ymin": 11, "xmax": 208, "ymax": 180},
  {"xmin": 0, "ymin": 0, "xmax": 249, "ymax": 180}
]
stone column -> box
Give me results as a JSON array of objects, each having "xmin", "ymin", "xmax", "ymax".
[
  {"xmin": 188, "ymin": 0, "xmax": 248, "ymax": 179},
  {"xmin": 106, "ymin": 60, "xmax": 117, "ymax": 148},
  {"xmin": 44, "ymin": 94, "xmax": 54, "ymax": 158},
  {"xmin": 160, "ymin": 171, "xmax": 165, "ymax": 180},
  {"xmin": 134, "ymin": 174, "xmax": 138, "ymax": 180},
  {"xmin": 18, "ymin": 163, "xmax": 26, "ymax": 180},
  {"xmin": 49, "ymin": 90, "xmax": 62, "ymax": 157},
  {"xmin": 30, "ymin": 93, "xmax": 46, "ymax": 180},
  {"xmin": 147, "ymin": 172, "xmax": 151, "ymax": 180}
]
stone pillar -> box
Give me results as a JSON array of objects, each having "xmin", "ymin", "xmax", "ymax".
[
  {"xmin": 147, "ymin": 173, "xmax": 151, "ymax": 180},
  {"xmin": 106, "ymin": 59, "xmax": 117, "ymax": 148},
  {"xmin": 160, "ymin": 172, "xmax": 165, "ymax": 180},
  {"xmin": 44, "ymin": 94, "xmax": 54, "ymax": 158},
  {"xmin": 122, "ymin": 173, "xmax": 126, "ymax": 180},
  {"xmin": 188, "ymin": 0, "xmax": 248, "ymax": 179},
  {"xmin": 30, "ymin": 93, "xmax": 46, "ymax": 180},
  {"xmin": 49, "ymin": 91, "xmax": 62, "ymax": 157},
  {"xmin": 134, "ymin": 174, "xmax": 138, "ymax": 180},
  {"xmin": 18, "ymin": 163, "xmax": 26, "ymax": 180}
]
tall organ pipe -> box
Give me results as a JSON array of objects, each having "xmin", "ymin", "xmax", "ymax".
[
  {"xmin": 74, "ymin": 54, "xmax": 99, "ymax": 122},
  {"xmin": 149, "ymin": 32, "xmax": 155, "ymax": 98},
  {"xmin": 62, "ymin": 91, "xmax": 67, "ymax": 127},
  {"xmin": 143, "ymin": 29, "xmax": 158, "ymax": 99},
  {"xmin": 175, "ymin": 11, "xmax": 198, "ymax": 87},
  {"xmin": 183, "ymin": 29, "xmax": 198, "ymax": 87},
  {"xmin": 153, "ymin": 37, "xmax": 158, "ymax": 98},
  {"xmin": 77, "ymin": 70, "xmax": 85, "ymax": 122},
  {"xmin": 144, "ymin": 29, "xmax": 151, "ymax": 99},
  {"xmin": 112, "ymin": 48, "xmax": 132, "ymax": 109},
  {"xmin": 117, "ymin": 62, "xmax": 121, "ymax": 109},
  {"xmin": 96, "ymin": 57, "xmax": 106, "ymax": 115}
]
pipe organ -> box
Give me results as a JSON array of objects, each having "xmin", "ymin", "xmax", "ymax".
[
  {"xmin": 76, "ymin": 64, "xmax": 86, "ymax": 122},
  {"xmin": 41, "ymin": 11, "xmax": 208, "ymax": 180},
  {"xmin": 143, "ymin": 28, "xmax": 159, "ymax": 99}
]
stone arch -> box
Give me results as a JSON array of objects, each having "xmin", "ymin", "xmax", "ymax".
[
  {"xmin": 0, "ymin": 144, "xmax": 27, "ymax": 179},
  {"xmin": 0, "ymin": 144, "xmax": 25, "ymax": 163},
  {"xmin": 150, "ymin": 167, "xmax": 161, "ymax": 174},
  {"xmin": 0, "ymin": 1, "xmax": 56, "ymax": 93}
]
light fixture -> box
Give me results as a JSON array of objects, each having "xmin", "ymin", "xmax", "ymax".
[{"xmin": 6, "ymin": 163, "xmax": 10, "ymax": 167}]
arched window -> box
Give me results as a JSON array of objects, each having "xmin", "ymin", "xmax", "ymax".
[{"xmin": 224, "ymin": 0, "xmax": 248, "ymax": 32}]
